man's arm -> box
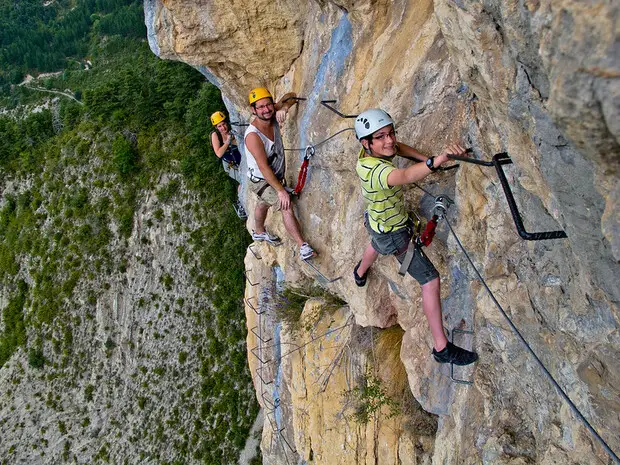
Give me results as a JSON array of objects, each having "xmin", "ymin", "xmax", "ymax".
[
  {"xmin": 396, "ymin": 142, "xmax": 428, "ymax": 162},
  {"xmin": 245, "ymin": 132, "xmax": 292, "ymax": 210},
  {"xmin": 275, "ymin": 92, "xmax": 299, "ymax": 124},
  {"xmin": 387, "ymin": 143, "xmax": 467, "ymax": 187},
  {"xmin": 275, "ymin": 92, "xmax": 298, "ymax": 111}
]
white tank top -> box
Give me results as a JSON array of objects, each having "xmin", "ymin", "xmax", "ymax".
[{"xmin": 244, "ymin": 122, "xmax": 285, "ymax": 181}]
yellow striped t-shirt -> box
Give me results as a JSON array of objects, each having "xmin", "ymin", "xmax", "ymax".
[{"xmin": 356, "ymin": 149, "xmax": 408, "ymax": 233}]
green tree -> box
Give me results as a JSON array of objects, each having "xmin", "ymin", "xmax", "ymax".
[{"xmin": 112, "ymin": 135, "xmax": 139, "ymax": 176}]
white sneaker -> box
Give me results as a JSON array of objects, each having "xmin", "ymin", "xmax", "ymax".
[
  {"xmin": 299, "ymin": 242, "xmax": 315, "ymax": 261},
  {"xmin": 252, "ymin": 230, "xmax": 281, "ymax": 244},
  {"xmin": 234, "ymin": 201, "xmax": 247, "ymax": 219}
]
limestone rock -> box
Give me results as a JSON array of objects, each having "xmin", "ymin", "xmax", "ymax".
[{"xmin": 244, "ymin": 254, "xmax": 437, "ymax": 465}]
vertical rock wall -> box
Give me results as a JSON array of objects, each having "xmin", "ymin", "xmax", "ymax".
[{"xmin": 147, "ymin": 0, "xmax": 619, "ymax": 463}]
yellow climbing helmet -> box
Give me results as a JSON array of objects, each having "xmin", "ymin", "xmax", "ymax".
[
  {"xmin": 249, "ymin": 87, "xmax": 273, "ymax": 105},
  {"xmin": 210, "ymin": 111, "xmax": 226, "ymax": 126}
]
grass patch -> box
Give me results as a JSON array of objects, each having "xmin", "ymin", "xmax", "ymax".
[
  {"xmin": 275, "ymin": 284, "xmax": 345, "ymax": 335},
  {"xmin": 346, "ymin": 373, "xmax": 400, "ymax": 424}
]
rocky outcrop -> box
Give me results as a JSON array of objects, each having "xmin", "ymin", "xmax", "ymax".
[
  {"xmin": 243, "ymin": 249, "xmax": 437, "ymax": 465},
  {"xmin": 147, "ymin": 0, "xmax": 619, "ymax": 464}
]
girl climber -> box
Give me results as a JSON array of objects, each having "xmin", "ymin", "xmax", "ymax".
[{"xmin": 210, "ymin": 110, "xmax": 247, "ymax": 219}]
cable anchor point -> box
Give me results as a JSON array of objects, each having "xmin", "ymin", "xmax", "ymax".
[
  {"xmin": 304, "ymin": 145, "xmax": 315, "ymax": 160},
  {"xmin": 434, "ymin": 195, "xmax": 454, "ymax": 219}
]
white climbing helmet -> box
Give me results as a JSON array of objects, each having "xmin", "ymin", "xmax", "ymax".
[{"xmin": 354, "ymin": 108, "xmax": 395, "ymax": 140}]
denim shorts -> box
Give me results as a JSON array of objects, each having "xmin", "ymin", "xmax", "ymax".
[{"xmin": 364, "ymin": 215, "xmax": 439, "ymax": 285}]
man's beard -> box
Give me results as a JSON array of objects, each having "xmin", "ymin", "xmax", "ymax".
[{"xmin": 255, "ymin": 112, "xmax": 273, "ymax": 122}]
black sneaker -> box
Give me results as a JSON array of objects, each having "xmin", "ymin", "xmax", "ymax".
[
  {"xmin": 353, "ymin": 261, "xmax": 368, "ymax": 287},
  {"xmin": 432, "ymin": 342, "xmax": 478, "ymax": 366}
]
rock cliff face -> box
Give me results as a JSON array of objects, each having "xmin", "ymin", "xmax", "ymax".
[
  {"xmin": 0, "ymin": 131, "xmax": 257, "ymax": 463},
  {"xmin": 146, "ymin": 0, "xmax": 619, "ymax": 464}
]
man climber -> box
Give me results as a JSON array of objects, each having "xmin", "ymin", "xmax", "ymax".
[
  {"xmin": 210, "ymin": 110, "xmax": 247, "ymax": 218},
  {"xmin": 354, "ymin": 108, "xmax": 478, "ymax": 366},
  {"xmin": 244, "ymin": 87, "xmax": 315, "ymax": 261}
]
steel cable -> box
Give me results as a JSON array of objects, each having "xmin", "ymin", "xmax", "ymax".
[
  {"xmin": 442, "ymin": 214, "xmax": 619, "ymax": 464},
  {"xmin": 283, "ymin": 127, "xmax": 355, "ymax": 152}
]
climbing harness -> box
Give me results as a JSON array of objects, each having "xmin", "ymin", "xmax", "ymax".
[
  {"xmin": 397, "ymin": 197, "xmax": 452, "ymax": 276},
  {"xmin": 397, "ymin": 210, "xmax": 422, "ymax": 276},
  {"xmin": 447, "ymin": 150, "xmax": 568, "ymax": 241}
]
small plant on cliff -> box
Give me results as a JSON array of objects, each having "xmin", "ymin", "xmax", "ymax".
[
  {"xmin": 274, "ymin": 284, "xmax": 345, "ymax": 334},
  {"xmin": 84, "ymin": 384, "xmax": 95, "ymax": 402},
  {"xmin": 28, "ymin": 348, "xmax": 45, "ymax": 369},
  {"xmin": 346, "ymin": 372, "xmax": 400, "ymax": 424}
]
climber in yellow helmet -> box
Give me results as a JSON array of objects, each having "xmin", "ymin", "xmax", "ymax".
[
  {"xmin": 244, "ymin": 87, "xmax": 315, "ymax": 260},
  {"xmin": 210, "ymin": 110, "xmax": 247, "ymax": 219},
  {"xmin": 354, "ymin": 108, "xmax": 478, "ymax": 366}
]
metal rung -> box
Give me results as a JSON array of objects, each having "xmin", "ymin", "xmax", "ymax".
[
  {"xmin": 264, "ymin": 409, "xmax": 279, "ymax": 432},
  {"xmin": 447, "ymin": 150, "xmax": 567, "ymax": 241},
  {"xmin": 248, "ymin": 243, "xmax": 262, "ymax": 260},
  {"xmin": 449, "ymin": 328, "xmax": 475, "ymax": 385},
  {"xmin": 251, "ymin": 326, "xmax": 272, "ymax": 343},
  {"xmin": 251, "ymin": 346, "xmax": 271, "ymax": 364},
  {"xmin": 282, "ymin": 96, "xmax": 307, "ymax": 103},
  {"xmin": 261, "ymin": 391, "xmax": 280, "ymax": 410},
  {"xmin": 492, "ymin": 153, "xmax": 567, "ymax": 240},
  {"xmin": 320, "ymin": 100, "xmax": 358, "ymax": 119},
  {"xmin": 245, "ymin": 298, "xmax": 265, "ymax": 315},
  {"xmin": 278, "ymin": 428, "xmax": 297, "ymax": 453},
  {"xmin": 302, "ymin": 258, "xmax": 342, "ymax": 284},
  {"xmin": 256, "ymin": 365, "xmax": 273, "ymax": 385},
  {"xmin": 243, "ymin": 270, "xmax": 259, "ymax": 286}
]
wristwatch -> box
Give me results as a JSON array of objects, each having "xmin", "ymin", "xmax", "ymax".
[{"xmin": 426, "ymin": 156, "xmax": 439, "ymax": 172}]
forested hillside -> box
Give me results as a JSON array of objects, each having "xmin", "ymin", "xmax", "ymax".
[
  {"xmin": 0, "ymin": 1, "xmax": 260, "ymax": 463},
  {"xmin": 0, "ymin": 0, "xmax": 144, "ymax": 92}
]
